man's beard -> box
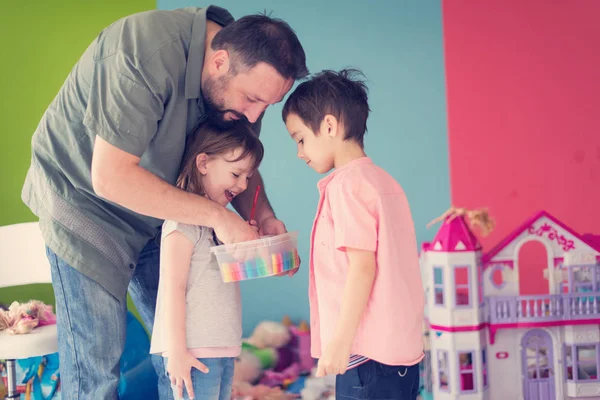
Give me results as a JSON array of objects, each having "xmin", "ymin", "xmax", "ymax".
[{"xmin": 202, "ymin": 76, "xmax": 248, "ymax": 130}]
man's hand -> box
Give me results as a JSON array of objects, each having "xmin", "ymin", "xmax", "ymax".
[
  {"xmin": 258, "ymin": 216, "xmax": 287, "ymax": 236},
  {"xmin": 315, "ymin": 337, "xmax": 352, "ymax": 377},
  {"xmin": 259, "ymin": 216, "xmax": 301, "ymax": 276},
  {"xmin": 213, "ymin": 208, "xmax": 260, "ymax": 244}
]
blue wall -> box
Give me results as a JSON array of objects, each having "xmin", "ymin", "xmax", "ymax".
[{"xmin": 158, "ymin": 0, "xmax": 451, "ymax": 335}]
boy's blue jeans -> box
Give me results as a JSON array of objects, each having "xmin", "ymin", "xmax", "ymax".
[
  {"xmin": 46, "ymin": 239, "xmax": 171, "ymax": 399},
  {"xmin": 164, "ymin": 357, "xmax": 235, "ymax": 400},
  {"xmin": 336, "ymin": 360, "xmax": 420, "ymax": 399}
]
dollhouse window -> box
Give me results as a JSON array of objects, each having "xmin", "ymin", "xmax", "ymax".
[
  {"xmin": 481, "ymin": 348, "xmax": 488, "ymax": 388},
  {"xmin": 565, "ymin": 344, "xmax": 600, "ymax": 382},
  {"xmin": 458, "ymin": 351, "xmax": 476, "ymax": 393},
  {"xmin": 437, "ymin": 350, "xmax": 450, "ymax": 391},
  {"xmin": 434, "ymin": 266, "xmax": 444, "ymax": 306},
  {"xmin": 565, "ymin": 345, "xmax": 573, "ymax": 380},
  {"xmin": 489, "ymin": 264, "xmax": 505, "ymax": 289},
  {"xmin": 572, "ymin": 265, "xmax": 595, "ymax": 293},
  {"xmin": 454, "ymin": 266, "xmax": 471, "ymax": 306}
]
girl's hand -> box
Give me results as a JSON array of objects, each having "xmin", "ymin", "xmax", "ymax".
[
  {"xmin": 249, "ymin": 219, "xmax": 259, "ymax": 232},
  {"xmin": 167, "ymin": 350, "xmax": 209, "ymax": 399}
]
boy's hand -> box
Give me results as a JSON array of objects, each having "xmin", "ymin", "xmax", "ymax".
[
  {"xmin": 167, "ymin": 349, "xmax": 209, "ymax": 399},
  {"xmin": 315, "ymin": 338, "xmax": 352, "ymax": 377}
]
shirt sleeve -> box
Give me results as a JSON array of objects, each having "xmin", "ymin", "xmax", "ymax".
[
  {"xmin": 329, "ymin": 179, "xmax": 378, "ymax": 252},
  {"xmin": 82, "ymin": 48, "xmax": 166, "ymax": 157},
  {"xmin": 162, "ymin": 220, "xmax": 202, "ymax": 246},
  {"xmin": 81, "ymin": 10, "xmax": 191, "ymax": 158}
]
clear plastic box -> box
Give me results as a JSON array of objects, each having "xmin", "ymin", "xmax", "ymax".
[{"xmin": 210, "ymin": 231, "xmax": 300, "ymax": 283}]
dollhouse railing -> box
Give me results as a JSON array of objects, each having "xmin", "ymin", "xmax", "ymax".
[{"xmin": 488, "ymin": 293, "xmax": 600, "ymax": 323}]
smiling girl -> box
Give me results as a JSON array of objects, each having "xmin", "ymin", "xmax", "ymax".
[{"xmin": 150, "ymin": 121, "xmax": 264, "ymax": 400}]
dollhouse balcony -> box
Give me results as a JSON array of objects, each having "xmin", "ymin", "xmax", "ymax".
[{"xmin": 488, "ymin": 293, "xmax": 600, "ymax": 324}]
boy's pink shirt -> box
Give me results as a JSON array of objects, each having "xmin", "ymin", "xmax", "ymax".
[{"xmin": 309, "ymin": 157, "xmax": 425, "ymax": 366}]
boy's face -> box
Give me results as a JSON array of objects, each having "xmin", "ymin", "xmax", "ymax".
[{"xmin": 285, "ymin": 113, "xmax": 336, "ymax": 174}]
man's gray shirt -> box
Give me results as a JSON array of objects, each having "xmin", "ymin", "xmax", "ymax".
[{"xmin": 21, "ymin": 6, "xmax": 240, "ymax": 299}]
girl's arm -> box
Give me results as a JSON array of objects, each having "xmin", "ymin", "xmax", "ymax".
[
  {"xmin": 162, "ymin": 230, "xmax": 195, "ymax": 355},
  {"xmin": 161, "ymin": 229, "xmax": 209, "ymax": 399}
]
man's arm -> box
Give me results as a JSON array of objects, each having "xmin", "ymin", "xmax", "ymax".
[{"xmin": 91, "ymin": 137, "xmax": 259, "ymax": 244}]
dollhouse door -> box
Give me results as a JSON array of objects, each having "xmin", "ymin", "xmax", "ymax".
[{"xmin": 521, "ymin": 329, "xmax": 555, "ymax": 400}]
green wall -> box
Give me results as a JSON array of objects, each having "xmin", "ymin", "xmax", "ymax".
[{"xmin": 0, "ymin": 1, "xmax": 154, "ymax": 311}]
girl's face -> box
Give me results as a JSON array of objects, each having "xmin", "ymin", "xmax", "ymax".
[{"xmin": 197, "ymin": 147, "xmax": 256, "ymax": 206}]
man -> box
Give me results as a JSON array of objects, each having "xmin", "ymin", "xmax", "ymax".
[{"xmin": 21, "ymin": 5, "xmax": 308, "ymax": 399}]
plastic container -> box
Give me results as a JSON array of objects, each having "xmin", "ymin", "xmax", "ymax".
[{"xmin": 210, "ymin": 231, "xmax": 300, "ymax": 283}]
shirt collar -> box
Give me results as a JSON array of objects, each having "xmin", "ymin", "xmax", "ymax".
[{"xmin": 317, "ymin": 157, "xmax": 373, "ymax": 191}]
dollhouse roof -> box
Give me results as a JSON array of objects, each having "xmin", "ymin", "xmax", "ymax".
[
  {"xmin": 583, "ymin": 234, "xmax": 600, "ymax": 250},
  {"xmin": 482, "ymin": 210, "xmax": 600, "ymax": 264},
  {"xmin": 427, "ymin": 215, "xmax": 481, "ymax": 253}
]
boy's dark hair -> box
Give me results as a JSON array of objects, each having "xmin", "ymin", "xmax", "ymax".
[
  {"xmin": 212, "ymin": 14, "xmax": 309, "ymax": 81},
  {"xmin": 282, "ymin": 69, "xmax": 370, "ymax": 147}
]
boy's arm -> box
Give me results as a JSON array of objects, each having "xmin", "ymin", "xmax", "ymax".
[
  {"xmin": 333, "ymin": 248, "xmax": 376, "ymax": 343},
  {"xmin": 316, "ymin": 248, "xmax": 376, "ymax": 377},
  {"xmin": 316, "ymin": 179, "xmax": 378, "ymax": 377}
]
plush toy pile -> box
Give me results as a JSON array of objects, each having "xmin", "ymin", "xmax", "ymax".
[
  {"xmin": 231, "ymin": 316, "xmax": 314, "ymax": 400},
  {"xmin": 0, "ymin": 300, "xmax": 56, "ymax": 335}
]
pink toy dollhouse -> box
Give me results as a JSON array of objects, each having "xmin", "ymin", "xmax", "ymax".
[{"xmin": 420, "ymin": 210, "xmax": 600, "ymax": 400}]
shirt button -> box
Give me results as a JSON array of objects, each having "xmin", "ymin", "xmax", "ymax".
[{"xmin": 128, "ymin": 263, "xmax": 135, "ymax": 270}]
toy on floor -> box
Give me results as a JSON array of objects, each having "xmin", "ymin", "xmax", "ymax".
[
  {"xmin": 232, "ymin": 317, "xmax": 313, "ymax": 400},
  {"xmin": 0, "ymin": 301, "xmax": 56, "ymax": 335},
  {"xmin": 298, "ymin": 368, "xmax": 335, "ymax": 400},
  {"xmin": 0, "ymin": 354, "xmax": 60, "ymax": 400},
  {"xmin": 118, "ymin": 312, "xmax": 158, "ymax": 400}
]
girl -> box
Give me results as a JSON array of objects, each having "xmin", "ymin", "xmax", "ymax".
[{"xmin": 150, "ymin": 121, "xmax": 264, "ymax": 400}]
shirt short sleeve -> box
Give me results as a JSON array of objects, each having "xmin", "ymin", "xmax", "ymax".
[
  {"xmin": 83, "ymin": 50, "xmax": 165, "ymax": 157},
  {"xmin": 162, "ymin": 220, "xmax": 202, "ymax": 245},
  {"xmin": 329, "ymin": 179, "xmax": 378, "ymax": 252}
]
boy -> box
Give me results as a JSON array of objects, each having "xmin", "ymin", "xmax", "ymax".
[{"xmin": 282, "ymin": 69, "xmax": 425, "ymax": 399}]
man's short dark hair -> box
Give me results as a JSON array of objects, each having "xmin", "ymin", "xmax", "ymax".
[
  {"xmin": 282, "ymin": 69, "xmax": 370, "ymax": 147},
  {"xmin": 212, "ymin": 14, "xmax": 308, "ymax": 81}
]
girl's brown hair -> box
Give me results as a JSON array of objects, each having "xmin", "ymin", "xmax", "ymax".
[{"xmin": 176, "ymin": 121, "xmax": 264, "ymax": 195}]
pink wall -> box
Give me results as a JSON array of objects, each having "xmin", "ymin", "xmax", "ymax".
[{"xmin": 443, "ymin": 0, "xmax": 600, "ymax": 252}]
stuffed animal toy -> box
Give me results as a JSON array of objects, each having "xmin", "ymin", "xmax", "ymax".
[
  {"xmin": 236, "ymin": 321, "xmax": 292, "ymax": 376},
  {"xmin": 0, "ymin": 300, "xmax": 56, "ymax": 335},
  {"xmin": 232, "ymin": 320, "xmax": 304, "ymax": 400}
]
